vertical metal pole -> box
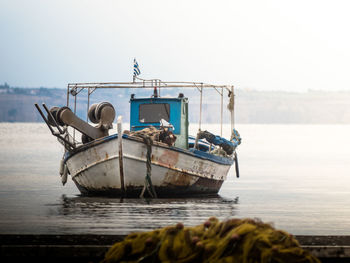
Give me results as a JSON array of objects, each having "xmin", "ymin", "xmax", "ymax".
[
  {"xmin": 158, "ymin": 80, "xmax": 160, "ymax": 97},
  {"xmin": 220, "ymin": 87, "xmax": 223, "ymax": 137},
  {"xmin": 87, "ymin": 88, "xmax": 90, "ymax": 122},
  {"xmin": 194, "ymin": 85, "xmax": 203, "ymax": 150},
  {"xmin": 66, "ymin": 86, "xmax": 70, "ymax": 107},
  {"xmin": 199, "ymin": 84, "xmax": 203, "ymax": 131},
  {"xmin": 73, "ymin": 93, "xmax": 77, "ymax": 141},
  {"xmin": 66, "ymin": 85, "xmax": 70, "ymax": 149}
]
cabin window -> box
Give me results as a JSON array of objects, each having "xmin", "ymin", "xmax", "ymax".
[{"xmin": 139, "ymin": 103, "xmax": 170, "ymax": 123}]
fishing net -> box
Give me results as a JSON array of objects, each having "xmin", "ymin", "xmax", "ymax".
[
  {"xmin": 101, "ymin": 217, "xmax": 320, "ymax": 263},
  {"xmin": 125, "ymin": 126, "xmax": 177, "ymax": 146}
]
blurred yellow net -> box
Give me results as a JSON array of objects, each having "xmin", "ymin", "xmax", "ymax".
[{"xmin": 101, "ymin": 217, "xmax": 320, "ymax": 263}]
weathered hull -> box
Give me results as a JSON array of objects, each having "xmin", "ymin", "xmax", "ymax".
[{"xmin": 65, "ymin": 134, "xmax": 234, "ymax": 197}]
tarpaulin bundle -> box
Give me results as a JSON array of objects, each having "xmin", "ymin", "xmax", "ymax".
[
  {"xmin": 197, "ymin": 130, "xmax": 241, "ymax": 155},
  {"xmin": 101, "ymin": 217, "xmax": 320, "ymax": 263}
]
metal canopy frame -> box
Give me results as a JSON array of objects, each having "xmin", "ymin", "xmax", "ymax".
[{"xmin": 66, "ymin": 78, "xmax": 235, "ymax": 141}]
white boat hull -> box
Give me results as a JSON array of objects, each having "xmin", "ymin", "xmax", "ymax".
[{"xmin": 65, "ymin": 134, "xmax": 234, "ymax": 197}]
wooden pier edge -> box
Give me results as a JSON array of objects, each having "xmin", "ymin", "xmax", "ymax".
[{"xmin": 1, "ymin": 235, "xmax": 350, "ymax": 262}]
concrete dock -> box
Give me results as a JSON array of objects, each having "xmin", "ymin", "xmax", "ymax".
[{"xmin": 1, "ymin": 235, "xmax": 350, "ymax": 262}]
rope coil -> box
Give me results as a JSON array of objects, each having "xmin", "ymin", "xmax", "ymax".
[{"xmin": 139, "ymin": 134, "xmax": 157, "ymax": 198}]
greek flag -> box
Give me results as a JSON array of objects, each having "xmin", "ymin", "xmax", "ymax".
[{"xmin": 133, "ymin": 58, "xmax": 141, "ymax": 76}]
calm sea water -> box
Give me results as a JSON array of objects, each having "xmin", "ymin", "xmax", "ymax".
[{"xmin": 0, "ymin": 123, "xmax": 349, "ymax": 235}]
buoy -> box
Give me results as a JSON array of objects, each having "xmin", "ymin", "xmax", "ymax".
[
  {"xmin": 61, "ymin": 165, "xmax": 68, "ymax": 185},
  {"xmin": 59, "ymin": 158, "xmax": 64, "ymax": 175},
  {"xmin": 234, "ymin": 151, "xmax": 240, "ymax": 178}
]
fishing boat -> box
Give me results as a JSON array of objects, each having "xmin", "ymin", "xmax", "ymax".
[{"xmin": 35, "ymin": 78, "xmax": 241, "ymax": 197}]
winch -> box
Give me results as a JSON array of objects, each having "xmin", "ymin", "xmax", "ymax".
[{"xmin": 36, "ymin": 101, "xmax": 116, "ymax": 147}]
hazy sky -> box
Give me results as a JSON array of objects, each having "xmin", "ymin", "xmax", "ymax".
[{"xmin": 1, "ymin": 0, "xmax": 350, "ymax": 91}]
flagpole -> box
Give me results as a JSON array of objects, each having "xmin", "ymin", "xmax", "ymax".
[{"xmin": 133, "ymin": 58, "xmax": 135, "ymax": 83}]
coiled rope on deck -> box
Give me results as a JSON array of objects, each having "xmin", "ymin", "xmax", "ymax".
[
  {"xmin": 139, "ymin": 134, "xmax": 157, "ymax": 198},
  {"xmin": 101, "ymin": 217, "xmax": 320, "ymax": 263}
]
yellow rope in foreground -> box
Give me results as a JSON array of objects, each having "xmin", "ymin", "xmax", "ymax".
[{"xmin": 101, "ymin": 217, "xmax": 320, "ymax": 263}]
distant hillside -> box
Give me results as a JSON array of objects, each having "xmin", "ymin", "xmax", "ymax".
[
  {"xmin": 0, "ymin": 83, "xmax": 350, "ymax": 124},
  {"xmin": 0, "ymin": 84, "xmax": 67, "ymax": 122}
]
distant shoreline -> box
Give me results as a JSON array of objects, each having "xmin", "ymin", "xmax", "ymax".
[{"xmin": 1, "ymin": 84, "xmax": 350, "ymax": 124}]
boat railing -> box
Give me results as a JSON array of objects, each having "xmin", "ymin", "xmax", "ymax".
[{"xmin": 65, "ymin": 78, "xmax": 236, "ymax": 151}]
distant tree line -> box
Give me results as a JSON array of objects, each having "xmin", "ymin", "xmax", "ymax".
[{"xmin": 1, "ymin": 83, "xmax": 350, "ymax": 123}]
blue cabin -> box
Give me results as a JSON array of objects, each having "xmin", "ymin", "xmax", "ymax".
[{"xmin": 129, "ymin": 93, "xmax": 189, "ymax": 149}]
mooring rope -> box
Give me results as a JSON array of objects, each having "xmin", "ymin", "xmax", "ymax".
[{"xmin": 139, "ymin": 134, "xmax": 157, "ymax": 198}]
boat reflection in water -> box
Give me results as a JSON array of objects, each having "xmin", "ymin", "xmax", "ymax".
[{"xmin": 54, "ymin": 194, "xmax": 239, "ymax": 234}]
